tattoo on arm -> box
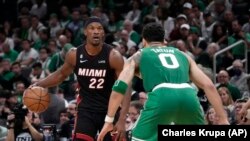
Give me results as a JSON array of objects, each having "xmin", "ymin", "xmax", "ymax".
[
  {"xmin": 119, "ymin": 53, "xmax": 139, "ymax": 83},
  {"xmin": 125, "ymin": 61, "xmax": 135, "ymax": 77},
  {"xmin": 129, "ymin": 50, "xmax": 141, "ymax": 67},
  {"xmin": 123, "ymin": 50, "xmax": 142, "ymax": 78}
]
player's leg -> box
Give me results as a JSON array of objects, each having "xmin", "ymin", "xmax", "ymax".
[
  {"xmin": 132, "ymin": 89, "xmax": 176, "ymax": 141},
  {"xmin": 174, "ymin": 88, "xmax": 205, "ymax": 125},
  {"xmin": 73, "ymin": 110, "xmax": 97, "ymax": 141}
]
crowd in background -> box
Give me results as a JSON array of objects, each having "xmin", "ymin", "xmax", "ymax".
[{"xmin": 0, "ymin": 0, "xmax": 250, "ymax": 140}]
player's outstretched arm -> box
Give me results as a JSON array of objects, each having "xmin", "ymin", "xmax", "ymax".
[
  {"xmin": 109, "ymin": 49, "xmax": 130, "ymax": 140},
  {"xmin": 34, "ymin": 48, "xmax": 76, "ymax": 88},
  {"xmin": 109, "ymin": 49, "xmax": 141, "ymax": 141},
  {"xmin": 108, "ymin": 57, "xmax": 136, "ymax": 120},
  {"xmin": 187, "ymin": 55, "xmax": 229, "ymax": 124},
  {"xmin": 98, "ymin": 51, "xmax": 141, "ymax": 141},
  {"xmin": 113, "ymin": 83, "xmax": 132, "ymax": 141},
  {"xmin": 107, "ymin": 50, "xmax": 141, "ymax": 120}
]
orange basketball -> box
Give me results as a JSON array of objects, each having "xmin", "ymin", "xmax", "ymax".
[{"xmin": 23, "ymin": 86, "xmax": 50, "ymax": 113}]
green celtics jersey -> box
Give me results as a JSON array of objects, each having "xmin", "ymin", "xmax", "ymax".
[{"xmin": 139, "ymin": 46, "xmax": 190, "ymax": 92}]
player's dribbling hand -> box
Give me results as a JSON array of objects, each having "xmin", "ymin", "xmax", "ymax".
[
  {"xmin": 97, "ymin": 122, "xmax": 113, "ymax": 141},
  {"xmin": 28, "ymin": 83, "xmax": 38, "ymax": 89},
  {"xmin": 113, "ymin": 119, "xmax": 126, "ymax": 141}
]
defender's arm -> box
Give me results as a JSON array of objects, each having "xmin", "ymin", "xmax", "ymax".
[
  {"xmin": 107, "ymin": 51, "xmax": 141, "ymax": 119},
  {"xmin": 187, "ymin": 55, "xmax": 228, "ymax": 124}
]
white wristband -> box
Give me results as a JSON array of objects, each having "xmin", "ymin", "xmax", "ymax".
[{"xmin": 105, "ymin": 115, "xmax": 114, "ymax": 123}]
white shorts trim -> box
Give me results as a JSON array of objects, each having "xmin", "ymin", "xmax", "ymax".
[
  {"xmin": 152, "ymin": 83, "xmax": 192, "ymax": 91},
  {"xmin": 132, "ymin": 136, "xmax": 145, "ymax": 141}
]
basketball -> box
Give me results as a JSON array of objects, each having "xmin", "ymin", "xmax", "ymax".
[{"xmin": 23, "ymin": 86, "xmax": 50, "ymax": 113}]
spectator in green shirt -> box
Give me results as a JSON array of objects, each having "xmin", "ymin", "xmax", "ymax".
[
  {"xmin": 48, "ymin": 43, "xmax": 75, "ymax": 100},
  {"xmin": 18, "ymin": 16, "xmax": 30, "ymax": 40},
  {"xmin": 216, "ymin": 70, "xmax": 242, "ymax": 101},
  {"xmin": 2, "ymin": 43, "xmax": 18, "ymax": 63},
  {"xmin": 228, "ymin": 19, "xmax": 250, "ymax": 60},
  {"xmin": 32, "ymin": 28, "xmax": 49, "ymax": 51},
  {"xmin": 123, "ymin": 20, "xmax": 141, "ymax": 45},
  {"xmin": 0, "ymin": 59, "xmax": 14, "ymax": 82},
  {"xmin": 48, "ymin": 43, "xmax": 73, "ymax": 72}
]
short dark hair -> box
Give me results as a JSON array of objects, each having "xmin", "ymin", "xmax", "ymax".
[
  {"xmin": 32, "ymin": 62, "xmax": 42, "ymax": 69},
  {"xmin": 49, "ymin": 39, "xmax": 57, "ymax": 44},
  {"xmin": 130, "ymin": 100, "xmax": 143, "ymax": 114},
  {"xmin": 39, "ymin": 47, "xmax": 50, "ymax": 54},
  {"xmin": 39, "ymin": 28, "xmax": 50, "ymax": 38},
  {"xmin": 31, "ymin": 14, "xmax": 39, "ymax": 19},
  {"xmin": 59, "ymin": 108, "xmax": 68, "ymax": 116},
  {"xmin": 11, "ymin": 61, "xmax": 21, "ymax": 67},
  {"xmin": 142, "ymin": 22, "xmax": 165, "ymax": 42},
  {"xmin": 21, "ymin": 39, "xmax": 31, "ymax": 44}
]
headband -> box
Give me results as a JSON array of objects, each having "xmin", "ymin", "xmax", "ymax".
[{"xmin": 84, "ymin": 16, "xmax": 103, "ymax": 28}]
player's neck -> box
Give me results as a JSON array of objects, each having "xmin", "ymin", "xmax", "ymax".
[
  {"xmin": 148, "ymin": 42, "xmax": 164, "ymax": 47},
  {"xmin": 85, "ymin": 44, "xmax": 103, "ymax": 56}
]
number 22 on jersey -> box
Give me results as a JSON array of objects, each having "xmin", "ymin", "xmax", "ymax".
[{"xmin": 89, "ymin": 78, "xmax": 104, "ymax": 89}]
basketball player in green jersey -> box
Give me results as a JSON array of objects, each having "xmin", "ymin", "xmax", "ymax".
[{"xmin": 98, "ymin": 22, "xmax": 229, "ymax": 141}]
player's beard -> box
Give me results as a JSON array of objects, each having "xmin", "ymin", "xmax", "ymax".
[
  {"xmin": 91, "ymin": 37, "xmax": 103, "ymax": 47},
  {"xmin": 92, "ymin": 41, "xmax": 100, "ymax": 47}
]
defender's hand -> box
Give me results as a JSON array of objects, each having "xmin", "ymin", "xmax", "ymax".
[
  {"xmin": 113, "ymin": 119, "xmax": 126, "ymax": 141},
  {"xmin": 97, "ymin": 122, "xmax": 113, "ymax": 141}
]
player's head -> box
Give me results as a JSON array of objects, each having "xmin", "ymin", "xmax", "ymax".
[
  {"xmin": 84, "ymin": 16, "xmax": 105, "ymax": 47},
  {"xmin": 142, "ymin": 22, "xmax": 165, "ymax": 47}
]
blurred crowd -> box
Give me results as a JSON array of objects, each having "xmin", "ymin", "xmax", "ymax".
[{"xmin": 0, "ymin": 0, "xmax": 250, "ymax": 140}]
